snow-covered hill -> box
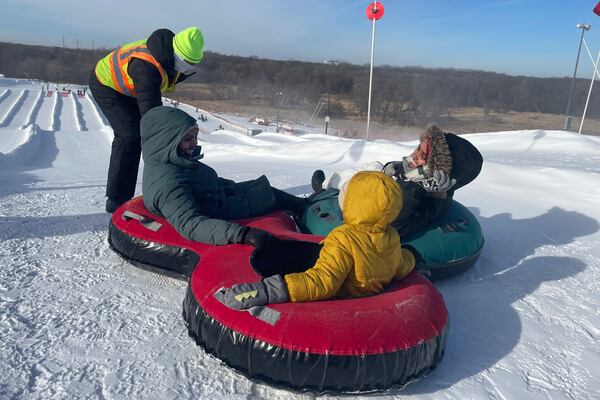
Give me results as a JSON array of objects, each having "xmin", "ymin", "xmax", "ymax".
[{"xmin": 1, "ymin": 78, "xmax": 599, "ymax": 399}]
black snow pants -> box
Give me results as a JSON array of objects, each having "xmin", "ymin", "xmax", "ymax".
[{"xmin": 89, "ymin": 71, "xmax": 141, "ymax": 202}]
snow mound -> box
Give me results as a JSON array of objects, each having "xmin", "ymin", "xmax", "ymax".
[{"xmin": 1, "ymin": 77, "xmax": 599, "ymax": 399}]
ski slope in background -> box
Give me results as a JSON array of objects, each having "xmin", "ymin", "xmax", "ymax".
[{"xmin": 1, "ymin": 78, "xmax": 599, "ymax": 400}]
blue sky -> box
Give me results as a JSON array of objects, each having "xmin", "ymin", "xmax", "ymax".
[{"xmin": 1, "ymin": 0, "xmax": 600, "ymax": 78}]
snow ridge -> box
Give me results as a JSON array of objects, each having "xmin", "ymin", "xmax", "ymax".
[
  {"xmin": 0, "ymin": 124, "xmax": 39, "ymax": 165},
  {"xmin": 51, "ymin": 91, "xmax": 62, "ymax": 131},
  {"xmin": 71, "ymin": 92, "xmax": 86, "ymax": 131},
  {"xmin": 0, "ymin": 88, "xmax": 11, "ymax": 104},
  {"xmin": 0, "ymin": 89, "xmax": 28, "ymax": 127},
  {"xmin": 87, "ymin": 94, "xmax": 109, "ymax": 128},
  {"xmin": 21, "ymin": 89, "xmax": 45, "ymax": 129}
]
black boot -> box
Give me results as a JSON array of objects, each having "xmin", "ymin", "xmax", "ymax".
[
  {"xmin": 311, "ymin": 169, "xmax": 325, "ymax": 193},
  {"xmin": 272, "ymin": 188, "xmax": 308, "ymax": 215},
  {"xmin": 105, "ymin": 197, "xmax": 127, "ymax": 213},
  {"xmin": 272, "ymin": 188, "xmax": 309, "ymax": 232}
]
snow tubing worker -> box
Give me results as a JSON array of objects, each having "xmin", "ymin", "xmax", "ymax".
[
  {"xmin": 140, "ymin": 106, "xmax": 308, "ymax": 247},
  {"xmin": 107, "ymin": 198, "xmax": 449, "ymax": 392},
  {"xmin": 220, "ymin": 171, "xmax": 416, "ymax": 308},
  {"xmin": 90, "ymin": 27, "xmax": 205, "ymax": 213}
]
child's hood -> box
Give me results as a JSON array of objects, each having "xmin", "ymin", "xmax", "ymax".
[
  {"xmin": 140, "ymin": 106, "xmax": 197, "ymax": 167},
  {"xmin": 341, "ymin": 171, "xmax": 403, "ymax": 231}
]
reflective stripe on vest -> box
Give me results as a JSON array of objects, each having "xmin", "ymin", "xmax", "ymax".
[{"xmin": 95, "ymin": 40, "xmax": 175, "ymax": 97}]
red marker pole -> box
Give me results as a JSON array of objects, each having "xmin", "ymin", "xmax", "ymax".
[{"xmin": 365, "ymin": 1, "xmax": 384, "ymax": 141}]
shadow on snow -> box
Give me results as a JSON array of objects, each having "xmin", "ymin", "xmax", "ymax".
[
  {"xmin": 399, "ymin": 206, "xmax": 598, "ymax": 395},
  {"xmin": 0, "ymin": 212, "xmax": 108, "ymax": 241}
]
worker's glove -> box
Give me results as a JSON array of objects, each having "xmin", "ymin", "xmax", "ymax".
[
  {"xmin": 430, "ymin": 170, "xmax": 457, "ymax": 192},
  {"xmin": 382, "ymin": 161, "xmax": 403, "ymax": 179},
  {"xmin": 223, "ymin": 275, "xmax": 289, "ymax": 310},
  {"xmin": 239, "ymin": 227, "xmax": 278, "ymax": 249}
]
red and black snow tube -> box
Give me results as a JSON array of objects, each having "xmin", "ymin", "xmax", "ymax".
[{"xmin": 108, "ymin": 197, "xmax": 449, "ymax": 393}]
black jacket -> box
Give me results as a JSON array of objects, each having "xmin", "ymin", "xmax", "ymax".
[
  {"xmin": 128, "ymin": 29, "xmax": 193, "ymax": 115},
  {"xmin": 393, "ymin": 133, "xmax": 483, "ymax": 237}
]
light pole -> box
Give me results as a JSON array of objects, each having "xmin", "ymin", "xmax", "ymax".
[
  {"xmin": 564, "ymin": 23, "xmax": 591, "ymax": 130},
  {"xmin": 324, "ymin": 60, "xmax": 337, "ymax": 135},
  {"xmin": 275, "ymin": 91, "xmax": 283, "ymax": 133}
]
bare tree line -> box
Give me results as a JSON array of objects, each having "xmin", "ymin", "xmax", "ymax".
[{"xmin": 1, "ymin": 41, "xmax": 598, "ymax": 125}]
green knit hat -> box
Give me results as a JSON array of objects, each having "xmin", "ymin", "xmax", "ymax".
[{"xmin": 173, "ymin": 27, "xmax": 204, "ymax": 64}]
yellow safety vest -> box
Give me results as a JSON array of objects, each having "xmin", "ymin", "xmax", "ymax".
[{"xmin": 95, "ymin": 39, "xmax": 176, "ymax": 97}]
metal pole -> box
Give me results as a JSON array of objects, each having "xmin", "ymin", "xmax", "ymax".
[
  {"xmin": 276, "ymin": 91, "xmax": 282, "ymax": 133},
  {"xmin": 583, "ymin": 39, "xmax": 600, "ymax": 81},
  {"xmin": 366, "ymin": 15, "xmax": 376, "ymax": 141},
  {"xmin": 308, "ymin": 101, "xmax": 323, "ymax": 127},
  {"xmin": 325, "ymin": 61, "xmax": 333, "ymax": 135},
  {"xmin": 564, "ymin": 25, "xmax": 590, "ymax": 130},
  {"xmin": 578, "ymin": 50, "xmax": 600, "ymax": 134}
]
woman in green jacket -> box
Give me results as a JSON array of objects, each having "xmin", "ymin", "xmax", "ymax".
[{"xmin": 141, "ymin": 106, "xmax": 307, "ymax": 247}]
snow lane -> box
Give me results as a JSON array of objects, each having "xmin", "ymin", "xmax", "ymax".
[
  {"xmin": 21, "ymin": 89, "xmax": 45, "ymax": 129},
  {"xmin": 26, "ymin": 130, "xmax": 112, "ymax": 183},
  {"xmin": 71, "ymin": 93, "xmax": 86, "ymax": 131},
  {"xmin": 58, "ymin": 91, "xmax": 79, "ymax": 131},
  {"xmin": 7, "ymin": 89, "xmax": 41, "ymax": 129},
  {"xmin": 36, "ymin": 91, "xmax": 55, "ymax": 131},
  {"xmin": 0, "ymin": 90, "xmax": 42, "ymax": 155},
  {"xmin": 0, "ymin": 88, "xmax": 12, "ymax": 114}
]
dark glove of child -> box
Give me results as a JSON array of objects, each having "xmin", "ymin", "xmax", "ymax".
[
  {"xmin": 223, "ymin": 274, "xmax": 289, "ymax": 310},
  {"xmin": 382, "ymin": 161, "xmax": 403, "ymax": 180},
  {"xmin": 238, "ymin": 227, "xmax": 278, "ymax": 249}
]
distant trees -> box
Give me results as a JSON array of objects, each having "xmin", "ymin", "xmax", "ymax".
[
  {"xmin": 0, "ymin": 42, "xmax": 107, "ymax": 84},
  {"xmin": 1, "ymin": 41, "xmax": 598, "ymax": 122}
]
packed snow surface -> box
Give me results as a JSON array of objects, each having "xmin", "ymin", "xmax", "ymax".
[{"xmin": 1, "ymin": 78, "xmax": 599, "ymax": 399}]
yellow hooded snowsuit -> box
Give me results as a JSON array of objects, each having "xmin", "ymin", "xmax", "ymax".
[{"xmin": 284, "ymin": 171, "xmax": 415, "ymax": 302}]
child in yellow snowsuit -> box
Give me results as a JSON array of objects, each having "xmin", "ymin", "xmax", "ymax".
[{"xmin": 223, "ymin": 171, "xmax": 415, "ymax": 308}]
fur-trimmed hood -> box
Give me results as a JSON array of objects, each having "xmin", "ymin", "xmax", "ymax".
[
  {"xmin": 421, "ymin": 125, "xmax": 453, "ymax": 175},
  {"xmin": 421, "ymin": 125, "xmax": 483, "ymax": 191}
]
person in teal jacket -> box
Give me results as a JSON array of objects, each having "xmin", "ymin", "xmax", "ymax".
[{"xmin": 141, "ymin": 106, "xmax": 307, "ymax": 247}]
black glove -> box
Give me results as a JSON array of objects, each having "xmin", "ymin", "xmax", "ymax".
[
  {"xmin": 239, "ymin": 227, "xmax": 278, "ymax": 249},
  {"xmin": 223, "ymin": 275, "xmax": 290, "ymax": 310},
  {"xmin": 431, "ymin": 170, "xmax": 457, "ymax": 192},
  {"xmin": 382, "ymin": 161, "xmax": 403, "ymax": 180}
]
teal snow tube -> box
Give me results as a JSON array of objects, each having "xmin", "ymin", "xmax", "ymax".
[{"xmin": 304, "ymin": 189, "xmax": 484, "ymax": 281}]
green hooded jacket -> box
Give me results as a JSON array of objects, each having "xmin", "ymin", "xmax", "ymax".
[{"xmin": 140, "ymin": 106, "xmax": 277, "ymax": 245}]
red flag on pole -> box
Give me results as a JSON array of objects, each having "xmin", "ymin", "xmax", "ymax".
[
  {"xmin": 366, "ymin": 2, "xmax": 385, "ymax": 21},
  {"xmin": 594, "ymin": 1, "xmax": 600, "ymax": 16}
]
